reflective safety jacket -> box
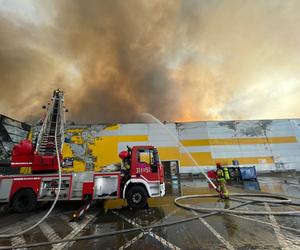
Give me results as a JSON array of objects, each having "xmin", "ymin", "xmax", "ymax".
[{"xmin": 216, "ymin": 168, "xmax": 225, "ymax": 182}]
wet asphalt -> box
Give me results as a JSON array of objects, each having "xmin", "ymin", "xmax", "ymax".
[{"xmin": 0, "ymin": 174, "xmax": 300, "ymax": 249}]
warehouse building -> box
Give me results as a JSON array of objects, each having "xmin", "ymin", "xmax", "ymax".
[
  {"xmin": 62, "ymin": 119, "xmax": 300, "ymax": 178},
  {"xmin": 1, "ymin": 114, "xmax": 300, "ymax": 177}
]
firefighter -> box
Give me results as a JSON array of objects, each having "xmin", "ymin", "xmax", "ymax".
[
  {"xmin": 216, "ymin": 163, "xmax": 229, "ymax": 199},
  {"xmin": 119, "ymin": 146, "xmax": 132, "ymax": 174},
  {"xmin": 119, "ymin": 151, "xmax": 131, "ymax": 172},
  {"xmin": 235, "ymin": 168, "xmax": 241, "ymax": 182},
  {"xmin": 119, "ymin": 148, "xmax": 132, "ymax": 191}
]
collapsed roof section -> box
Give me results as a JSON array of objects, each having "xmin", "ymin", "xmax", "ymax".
[{"xmin": 0, "ymin": 114, "xmax": 31, "ymax": 165}]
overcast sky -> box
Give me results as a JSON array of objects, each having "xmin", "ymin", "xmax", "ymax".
[{"xmin": 0, "ymin": 0, "xmax": 300, "ymax": 124}]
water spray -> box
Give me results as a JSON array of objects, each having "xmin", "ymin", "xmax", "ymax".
[{"xmin": 141, "ymin": 113, "xmax": 218, "ymax": 192}]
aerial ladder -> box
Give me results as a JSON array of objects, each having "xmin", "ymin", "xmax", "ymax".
[{"xmin": 11, "ymin": 89, "xmax": 66, "ymax": 173}]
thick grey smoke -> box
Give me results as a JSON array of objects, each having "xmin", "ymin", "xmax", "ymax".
[
  {"xmin": 53, "ymin": 0, "xmax": 184, "ymax": 123},
  {"xmin": 1, "ymin": 0, "xmax": 300, "ymax": 124}
]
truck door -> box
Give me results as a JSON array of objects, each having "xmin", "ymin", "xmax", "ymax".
[{"xmin": 136, "ymin": 148, "xmax": 159, "ymax": 181}]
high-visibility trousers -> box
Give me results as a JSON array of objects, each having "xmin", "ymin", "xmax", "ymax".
[{"xmin": 218, "ymin": 179, "xmax": 229, "ymax": 198}]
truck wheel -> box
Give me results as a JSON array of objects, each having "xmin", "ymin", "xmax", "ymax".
[
  {"xmin": 12, "ymin": 189, "xmax": 37, "ymax": 213},
  {"xmin": 126, "ymin": 186, "xmax": 148, "ymax": 210}
]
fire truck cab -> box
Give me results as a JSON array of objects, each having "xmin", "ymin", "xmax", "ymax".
[{"xmin": 0, "ymin": 145, "xmax": 165, "ymax": 212}]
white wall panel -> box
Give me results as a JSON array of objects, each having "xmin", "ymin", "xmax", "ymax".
[
  {"xmin": 89, "ymin": 118, "xmax": 300, "ymax": 173},
  {"xmin": 207, "ymin": 121, "xmax": 236, "ymax": 139},
  {"xmin": 149, "ymin": 141, "xmax": 178, "ymax": 147},
  {"xmin": 177, "ymin": 119, "xmax": 300, "ymax": 172},
  {"xmin": 180, "ymin": 146, "xmax": 211, "ymax": 153},
  {"xmin": 148, "ymin": 123, "xmax": 178, "ymax": 147},
  {"xmin": 177, "ymin": 122, "xmax": 209, "ymax": 140},
  {"xmin": 270, "ymin": 143, "xmax": 300, "ymax": 150},
  {"xmin": 119, "ymin": 124, "xmax": 148, "ymax": 135},
  {"xmin": 179, "ymin": 166, "xmax": 214, "ymax": 174},
  {"xmin": 178, "ymin": 134, "xmax": 209, "ymax": 140}
]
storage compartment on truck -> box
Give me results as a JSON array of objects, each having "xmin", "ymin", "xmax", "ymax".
[{"xmin": 94, "ymin": 175, "xmax": 119, "ymax": 198}]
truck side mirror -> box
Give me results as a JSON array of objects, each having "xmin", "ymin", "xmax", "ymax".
[{"xmin": 151, "ymin": 163, "xmax": 158, "ymax": 173}]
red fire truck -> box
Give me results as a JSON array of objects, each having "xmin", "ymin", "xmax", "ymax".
[{"xmin": 0, "ymin": 90, "xmax": 165, "ymax": 213}]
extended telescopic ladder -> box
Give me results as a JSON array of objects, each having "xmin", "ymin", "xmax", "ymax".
[{"xmin": 35, "ymin": 90, "xmax": 65, "ymax": 157}]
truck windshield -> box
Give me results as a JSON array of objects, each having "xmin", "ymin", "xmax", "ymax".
[{"xmin": 137, "ymin": 148, "xmax": 159, "ymax": 172}]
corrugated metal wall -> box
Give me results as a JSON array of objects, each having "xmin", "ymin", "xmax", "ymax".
[
  {"xmin": 62, "ymin": 119, "xmax": 300, "ymax": 173},
  {"xmin": 178, "ymin": 120, "xmax": 300, "ymax": 173},
  {"xmin": 1, "ymin": 114, "xmax": 299, "ymax": 173}
]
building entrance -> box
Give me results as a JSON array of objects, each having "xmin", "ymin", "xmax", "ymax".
[{"xmin": 161, "ymin": 160, "xmax": 179, "ymax": 179}]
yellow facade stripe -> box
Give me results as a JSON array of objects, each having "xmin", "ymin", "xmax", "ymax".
[
  {"xmin": 117, "ymin": 135, "xmax": 148, "ymax": 141},
  {"xmin": 157, "ymin": 147, "xmax": 180, "ymax": 160},
  {"xmin": 212, "ymin": 157, "xmax": 274, "ymax": 165},
  {"xmin": 180, "ymin": 152, "xmax": 274, "ymax": 166},
  {"xmin": 181, "ymin": 139, "xmax": 210, "ymax": 146},
  {"xmin": 266, "ymin": 137, "xmax": 297, "ymax": 144},
  {"xmin": 181, "ymin": 136, "xmax": 297, "ymax": 146},
  {"xmin": 65, "ymin": 128, "xmax": 84, "ymax": 133},
  {"xmin": 180, "ymin": 152, "xmax": 212, "ymax": 166}
]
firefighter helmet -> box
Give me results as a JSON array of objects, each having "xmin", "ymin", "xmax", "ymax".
[{"xmin": 119, "ymin": 150, "xmax": 129, "ymax": 160}]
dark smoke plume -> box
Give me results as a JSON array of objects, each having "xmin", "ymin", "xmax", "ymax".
[
  {"xmin": 1, "ymin": 0, "xmax": 300, "ymax": 124},
  {"xmin": 53, "ymin": 0, "xmax": 184, "ymax": 123}
]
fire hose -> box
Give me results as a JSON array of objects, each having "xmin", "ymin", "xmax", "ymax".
[
  {"xmin": 0, "ymin": 108, "xmax": 62, "ymax": 238},
  {"xmin": 0, "ymin": 193, "xmax": 300, "ymax": 249},
  {"xmin": 1, "ymin": 113, "xmax": 300, "ymax": 249},
  {"xmin": 174, "ymin": 193, "xmax": 300, "ymax": 215}
]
